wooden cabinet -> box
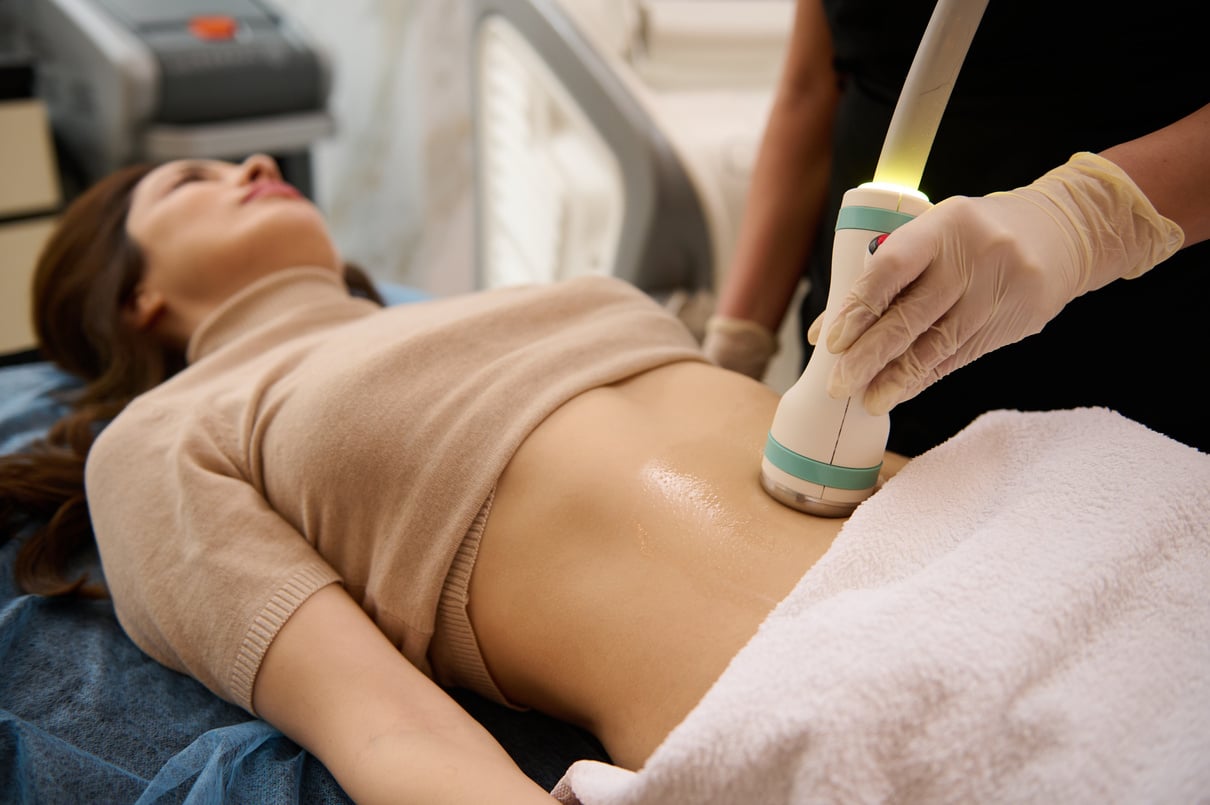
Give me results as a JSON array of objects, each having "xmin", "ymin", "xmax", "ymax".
[{"xmin": 0, "ymin": 98, "xmax": 61, "ymax": 354}]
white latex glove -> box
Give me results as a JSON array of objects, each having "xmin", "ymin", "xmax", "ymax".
[
  {"xmin": 701, "ymin": 315, "xmax": 779, "ymax": 380},
  {"xmin": 805, "ymin": 311, "xmax": 824, "ymax": 346},
  {"xmin": 825, "ymin": 152, "xmax": 1184, "ymax": 414}
]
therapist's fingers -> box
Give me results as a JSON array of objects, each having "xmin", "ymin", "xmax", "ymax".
[
  {"xmin": 824, "ymin": 218, "xmax": 940, "ymax": 355},
  {"xmin": 826, "ymin": 261, "xmax": 966, "ymax": 399},
  {"xmin": 826, "ymin": 300, "xmax": 918, "ymax": 399},
  {"xmin": 857, "ymin": 304, "xmax": 980, "ymax": 414},
  {"xmin": 805, "ymin": 312, "xmax": 824, "ymax": 346},
  {"xmin": 857, "ymin": 279, "xmax": 1030, "ymax": 414}
]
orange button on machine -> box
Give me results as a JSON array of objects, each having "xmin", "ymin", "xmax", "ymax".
[{"xmin": 189, "ymin": 15, "xmax": 239, "ymax": 41}]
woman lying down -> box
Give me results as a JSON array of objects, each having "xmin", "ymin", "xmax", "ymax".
[{"xmin": 3, "ymin": 156, "xmax": 1207, "ymax": 805}]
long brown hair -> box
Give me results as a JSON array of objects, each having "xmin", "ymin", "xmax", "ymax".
[{"xmin": 0, "ymin": 162, "xmax": 383, "ymax": 597}]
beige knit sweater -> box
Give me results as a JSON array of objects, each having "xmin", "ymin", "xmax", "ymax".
[{"xmin": 85, "ymin": 268, "xmax": 705, "ymax": 713}]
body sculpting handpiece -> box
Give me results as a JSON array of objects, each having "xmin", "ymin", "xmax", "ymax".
[{"xmin": 760, "ymin": 0, "xmax": 988, "ymax": 516}]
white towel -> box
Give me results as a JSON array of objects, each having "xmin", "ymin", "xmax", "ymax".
[{"xmin": 554, "ymin": 408, "xmax": 1210, "ymax": 804}]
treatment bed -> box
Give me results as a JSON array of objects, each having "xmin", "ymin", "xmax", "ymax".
[
  {"xmin": 6, "ymin": 342, "xmax": 1210, "ymax": 803},
  {"xmin": 4, "ymin": 289, "xmax": 1210, "ymax": 804}
]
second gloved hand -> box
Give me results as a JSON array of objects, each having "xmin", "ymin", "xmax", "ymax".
[
  {"xmin": 701, "ymin": 315, "xmax": 778, "ymax": 380},
  {"xmin": 824, "ymin": 152, "xmax": 1184, "ymax": 414}
]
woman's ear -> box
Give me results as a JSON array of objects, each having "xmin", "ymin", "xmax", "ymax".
[{"xmin": 124, "ymin": 284, "xmax": 166, "ymax": 331}]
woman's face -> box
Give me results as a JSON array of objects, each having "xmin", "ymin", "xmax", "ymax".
[{"xmin": 124, "ymin": 155, "xmax": 341, "ymax": 342}]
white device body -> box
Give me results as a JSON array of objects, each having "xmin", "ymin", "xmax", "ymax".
[{"xmin": 761, "ymin": 184, "xmax": 931, "ymax": 516}]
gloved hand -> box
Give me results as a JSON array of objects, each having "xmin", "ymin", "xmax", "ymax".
[
  {"xmin": 701, "ymin": 315, "xmax": 779, "ymax": 380},
  {"xmin": 824, "ymin": 151, "xmax": 1184, "ymax": 414}
]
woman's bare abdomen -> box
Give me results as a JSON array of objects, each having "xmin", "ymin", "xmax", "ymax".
[{"xmin": 467, "ymin": 361, "xmax": 903, "ymax": 769}]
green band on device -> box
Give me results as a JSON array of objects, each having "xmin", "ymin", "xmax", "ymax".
[
  {"xmin": 764, "ymin": 433, "xmax": 882, "ymax": 490},
  {"xmin": 835, "ymin": 205, "xmax": 917, "ymax": 234}
]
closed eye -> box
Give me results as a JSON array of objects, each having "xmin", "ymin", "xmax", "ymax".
[{"xmin": 168, "ymin": 165, "xmax": 209, "ymax": 193}]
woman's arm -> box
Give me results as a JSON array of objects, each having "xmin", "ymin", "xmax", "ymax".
[{"xmin": 253, "ymin": 583, "xmax": 557, "ymax": 804}]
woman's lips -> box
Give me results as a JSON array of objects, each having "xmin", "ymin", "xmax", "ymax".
[{"xmin": 242, "ymin": 181, "xmax": 302, "ymax": 203}]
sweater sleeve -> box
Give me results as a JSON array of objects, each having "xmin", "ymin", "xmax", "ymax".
[{"xmin": 85, "ymin": 400, "xmax": 342, "ymax": 714}]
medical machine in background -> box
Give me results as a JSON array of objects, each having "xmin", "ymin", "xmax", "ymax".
[
  {"xmin": 19, "ymin": 0, "xmax": 333, "ymax": 197},
  {"xmin": 761, "ymin": 0, "xmax": 989, "ymax": 516},
  {"xmin": 466, "ymin": 0, "xmax": 792, "ymax": 308}
]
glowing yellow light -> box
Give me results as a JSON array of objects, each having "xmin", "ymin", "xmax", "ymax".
[{"xmin": 858, "ymin": 181, "xmax": 930, "ymax": 204}]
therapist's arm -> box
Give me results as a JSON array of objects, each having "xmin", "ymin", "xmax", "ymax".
[
  {"xmin": 253, "ymin": 583, "xmax": 557, "ymax": 805},
  {"xmin": 1101, "ymin": 102, "xmax": 1210, "ymax": 246},
  {"xmin": 713, "ymin": 0, "xmax": 840, "ymax": 333}
]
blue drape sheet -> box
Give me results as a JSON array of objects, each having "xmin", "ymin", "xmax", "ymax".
[{"xmin": 0, "ymin": 361, "xmax": 351, "ymax": 804}]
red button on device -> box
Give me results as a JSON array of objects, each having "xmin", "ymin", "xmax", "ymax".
[{"xmin": 189, "ymin": 15, "xmax": 239, "ymax": 41}]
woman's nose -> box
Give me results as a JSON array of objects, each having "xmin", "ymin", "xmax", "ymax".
[{"xmin": 236, "ymin": 154, "xmax": 282, "ymax": 184}]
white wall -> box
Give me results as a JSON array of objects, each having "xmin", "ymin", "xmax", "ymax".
[{"xmin": 271, "ymin": 0, "xmax": 477, "ymax": 296}]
